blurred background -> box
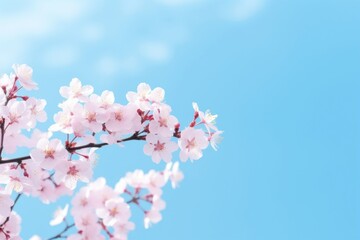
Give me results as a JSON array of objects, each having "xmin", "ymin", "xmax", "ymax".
[{"xmin": 1, "ymin": 0, "xmax": 360, "ymax": 239}]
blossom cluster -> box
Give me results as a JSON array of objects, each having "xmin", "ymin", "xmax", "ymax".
[
  {"xmin": 45, "ymin": 162, "xmax": 182, "ymax": 240},
  {"xmin": 0, "ymin": 65, "xmax": 222, "ymax": 239}
]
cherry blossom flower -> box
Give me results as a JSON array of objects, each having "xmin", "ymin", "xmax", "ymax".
[
  {"xmin": 114, "ymin": 179, "xmax": 127, "ymax": 195},
  {"xmin": 149, "ymin": 105, "xmax": 178, "ymax": 137},
  {"xmin": 125, "ymin": 170, "xmax": 147, "ymax": 189},
  {"xmin": 75, "ymin": 101, "xmax": 106, "ymax": 133},
  {"xmin": 146, "ymin": 170, "xmax": 166, "ymax": 195},
  {"xmin": 0, "ymin": 129, "xmax": 28, "ymax": 154},
  {"xmin": 144, "ymin": 209, "xmax": 162, "ymax": 229},
  {"xmin": 0, "ymin": 212, "xmax": 21, "ymax": 239},
  {"xmin": 73, "ymin": 212, "xmax": 99, "ymax": 234},
  {"xmin": 30, "ymin": 138, "xmax": 68, "ymax": 170},
  {"xmin": 126, "ymin": 83, "xmax": 165, "ymax": 111},
  {"xmin": 96, "ymin": 198, "xmax": 131, "ymax": 226},
  {"xmin": 0, "ymin": 99, "xmax": 29, "ymax": 128},
  {"xmin": 49, "ymin": 99, "xmax": 80, "ymax": 134},
  {"xmin": 32, "ymin": 180, "xmax": 58, "ymax": 204},
  {"xmin": 0, "ymin": 74, "xmax": 15, "ymax": 94},
  {"xmin": 23, "ymin": 129, "xmax": 52, "ymax": 149},
  {"xmin": 113, "ymin": 221, "xmax": 135, "ymax": 239},
  {"xmin": 192, "ymin": 102, "xmax": 218, "ymax": 132},
  {"xmin": 209, "ymin": 130, "xmax": 223, "ymax": 151},
  {"xmin": 59, "ymin": 78, "xmax": 93, "ymax": 101},
  {"xmin": 178, "ymin": 127, "xmax": 209, "ymax": 162},
  {"xmin": 1, "ymin": 169, "xmax": 29, "ymax": 194},
  {"xmin": 105, "ymin": 103, "xmax": 140, "ymax": 133},
  {"xmin": 12, "ymin": 64, "xmax": 37, "ymax": 90},
  {"xmin": 165, "ymin": 162, "xmax": 184, "ymax": 189},
  {"xmin": 0, "ymin": 88, "xmax": 6, "ymax": 106},
  {"xmin": 0, "ymin": 193, "xmax": 13, "ymax": 223},
  {"xmin": 49, "ymin": 204, "xmax": 69, "ymax": 226},
  {"xmin": 26, "ymin": 98, "xmax": 47, "ymax": 129},
  {"xmin": 143, "ymin": 133, "xmax": 178, "ymax": 163},
  {"xmin": 54, "ymin": 161, "xmax": 93, "ymax": 190},
  {"xmin": 71, "ymin": 189, "xmax": 94, "ymax": 215},
  {"xmin": 98, "ymin": 90, "xmax": 115, "ymax": 110}
]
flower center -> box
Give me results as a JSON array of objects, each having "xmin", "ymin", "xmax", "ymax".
[
  {"xmin": 109, "ymin": 207, "xmax": 119, "ymax": 217},
  {"xmin": 67, "ymin": 166, "xmax": 79, "ymax": 176},
  {"xmin": 154, "ymin": 141, "xmax": 165, "ymax": 151},
  {"xmin": 44, "ymin": 148, "xmax": 55, "ymax": 159},
  {"xmin": 158, "ymin": 117, "xmax": 168, "ymax": 127},
  {"xmin": 186, "ymin": 138, "xmax": 196, "ymax": 151}
]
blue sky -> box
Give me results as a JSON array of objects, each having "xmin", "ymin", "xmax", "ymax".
[{"xmin": 1, "ymin": 0, "xmax": 360, "ymax": 239}]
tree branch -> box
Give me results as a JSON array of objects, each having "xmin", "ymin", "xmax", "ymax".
[{"xmin": 0, "ymin": 133, "xmax": 145, "ymax": 165}]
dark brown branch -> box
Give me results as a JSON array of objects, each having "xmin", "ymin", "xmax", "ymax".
[{"xmin": 0, "ymin": 133, "xmax": 145, "ymax": 165}]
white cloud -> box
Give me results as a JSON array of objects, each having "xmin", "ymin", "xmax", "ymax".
[
  {"xmin": 156, "ymin": 0, "xmax": 202, "ymax": 7},
  {"xmin": 139, "ymin": 42, "xmax": 171, "ymax": 62},
  {"xmin": 0, "ymin": 0, "xmax": 93, "ymax": 68},
  {"xmin": 96, "ymin": 56, "xmax": 141, "ymax": 77},
  {"xmin": 224, "ymin": 0, "xmax": 265, "ymax": 21},
  {"xmin": 42, "ymin": 46, "xmax": 79, "ymax": 68},
  {"xmin": 82, "ymin": 24, "xmax": 103, "ymax": 43}
]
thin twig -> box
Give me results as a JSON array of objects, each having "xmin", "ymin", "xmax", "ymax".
[
  {"xmin": 47, "ymin": 223, "xmax": 75, "ymax": 240},
  {"xmin": 0, "ymin": 193, "xmax": 22, "ymax": 227}
]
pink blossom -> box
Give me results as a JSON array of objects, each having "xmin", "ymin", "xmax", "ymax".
[
  {"xmin": 113, "ymin": 221, "xmax": 135, "ymax": 239},
  {"xmin": 96, "ymin": 198, "xmax": 131, "ymax": 226},
  {"xmin": 105, "ymin": 104, "xmax": 139, "ymax": 133},
  {"xmin": 76, "ymin": 102, "xmax": 106, "ymax": 133},
  {"xmin": 0, "ymin": 74, "xmax": 15, "ymax": 93},
  {"xmin": 0, "ymin": 212, "xmax": 21, "ymax": 239},
  {"xmin": 26, "ymin": 98, "xmax": 47, "ymax": 129},
  {"xmin": 192, "ymin": 102, "xmax": 218, "ymax": 132},
  {"xmin": 59, "ymin": 78, "xmax": 93, "ymax": 101},
  {"xmin": 0, "ymin": 193, "xmax": 13, "ymax": 223},
  {"xmin": 146, "ymin": 170, "xmax": 166, "ymax": 195},
  {"xmin": 165, "ymin": 162, "xmax": 184, "ymax": 189},
  {"xmin": 23, "ymin": 129, "xmax": 52, "ymax": 149},
  {"xmin": 178, "ymin": 127, "xmax": 209, "ymax": 162},
  {"xmin": 0, "ymin": 88, "xmax": 6, "ymax": 106},
  {"xmin": 49, "ymin": 99, "xmax": 80, "ymax": 134},
  {"xmin": 126, "ymin": 83, "xmax": 165, "ymax": 111},
  {"xmin": 149, "ymin": 105, "xmax": 178, "ymax": 137},
  {"xmin": 98, "ymin": 90, "xmax": 115, "ymax": 109},
  {"xmin": 144, "ymin": 209, "xmax": 162, "ymax": 229},
  {"xmin": 125, "ymin": 170, "xmax": 147, "ymax": 189},
  {"xmin": 0, "ymin": 99, "xmax": 29, "ymax": 128},
  {"xmin": 49, "ymin": 204, "xmax": 69, "ymax": 226},
  {"xmin": 71, "ymin": 189, "xmax": 95, "ymax": 214},
  {"xmin": 12, "ymin": 64, "xmax": 37, "ymax": 90},
  {"xmin": 32, "ymin": 180, "xmax": 58, "ymax": 204},
  {"xmin": 30, "ymin": 138, "xmax": 68, "ymax": 170},
  {"xmin": 143, "ymin": 133, "xmax": 178, "ymax": 163},
  {"xmin": 54, "ymin": 161, "xmax": 93, "ymax": 190},
  {"xmin": 209, "ymin": 130, "xmax": 223, "ymax": 151},
  {"xmin": 73, "ymin": 212, "xmax": 100, "ymax": 233}
]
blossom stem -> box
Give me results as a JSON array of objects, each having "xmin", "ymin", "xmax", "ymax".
[{"xmin": 47, "ymin": 222, "xmax": 75, "ymax": 240}]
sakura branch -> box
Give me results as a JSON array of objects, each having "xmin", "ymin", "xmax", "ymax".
[{"xmin": 0, "ymin": 64, "xmax": 222, "ymax": 239}]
